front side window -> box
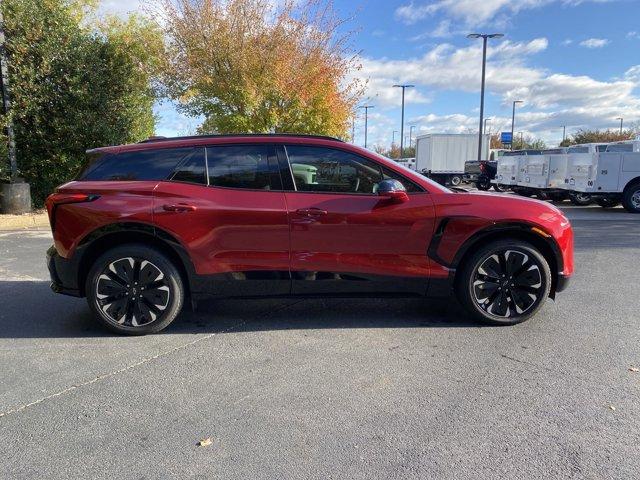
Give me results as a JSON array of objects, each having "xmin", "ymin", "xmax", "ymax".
[
  {"xmin": 80, "ymin": 148, "xmax": 194, "ymax": 181},
  {"xmin": 285, "ymin": 145, "xmax": 421, "ymax": 194},
  {"xmin": 207, "ymin": 145, "xmax": 277, "ymax": 190}
]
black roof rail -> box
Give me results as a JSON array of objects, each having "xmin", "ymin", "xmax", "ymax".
[{"xmin": 138, "ymin": 133, "xmax": 345, "ymax": 144}]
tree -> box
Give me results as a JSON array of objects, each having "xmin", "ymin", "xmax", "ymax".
[
  {"xmin": 0, "ymin": 0, "xmax": 163, "ymax": 205},
  {"xmin": 156, "ymin": 0, "xmax": 361, "ymax": 137},
  {"xmin": 560, "ymin": 128, "xmax": 637, "ymax": 147}
]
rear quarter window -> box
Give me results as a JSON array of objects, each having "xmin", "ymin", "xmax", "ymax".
[{"xmin": 79, "ymin": 148, "xmax": 194, "ymax": 181}]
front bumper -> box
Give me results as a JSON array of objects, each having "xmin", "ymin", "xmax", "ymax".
[{"xmin": 47, "ymin": 245, "xmax": 82, "ymax": 297}]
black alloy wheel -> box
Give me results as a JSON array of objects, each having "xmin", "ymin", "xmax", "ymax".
[
  {"xmin": 86, "ymin": 244, "xmax": 184, "ymax": 335},
  {"xmin": 457, "ymin": 240, "xmax": 551, "ymax": 325}
]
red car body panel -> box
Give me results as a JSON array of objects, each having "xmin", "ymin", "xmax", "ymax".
[{"xmin": 45, "ymin": 135, "xmax": 573, "ymax": 301}]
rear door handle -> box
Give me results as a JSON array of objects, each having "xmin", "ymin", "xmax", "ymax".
[
  {"xmin": 163, "ymin": 204, "xmax": 197, "ymax": 212},
  {"xmin": 296, "ymin": 208, "xmax": 328, "ymax": 217}
]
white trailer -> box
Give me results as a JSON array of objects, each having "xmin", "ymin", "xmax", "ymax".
[
  {"xmin": 415, "ymin": 133, "xmax": 489, "ymax": 186},
  {"xmin": 493, "ymin": 150, "xmax": 543, "ymax": 192},
  {"xmin": 564, "ymin": 152, "xmax": 640, "ymax": 212}
]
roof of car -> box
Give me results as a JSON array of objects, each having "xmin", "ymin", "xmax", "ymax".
[{"xmin": 88, "ymin": 134, "xmax": 346, "ymax": 154}]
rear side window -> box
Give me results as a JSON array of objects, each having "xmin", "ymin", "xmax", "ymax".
[
  {"xmin": 79, "ymin": 148, "xmax": 194, "ymax": 181},
  {"xmin": 206, "ymin": 145, "xmax": 278, "ymax": 190},
  {"xmin": 170, "ymin": 148, "xmax": 207, "ymax": 185}
]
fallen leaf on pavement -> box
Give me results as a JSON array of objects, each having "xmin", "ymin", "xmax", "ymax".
[
  {"xmin": 629, "ymin": 367, "xmax": 639, "ymax": 372},
  {"xmin": 198, "ymin": 438, "xmax": 213, "ymax": 447},
  {"xmin": 609, "ymin": 405, "xmax": 616, "ymax": 411}
]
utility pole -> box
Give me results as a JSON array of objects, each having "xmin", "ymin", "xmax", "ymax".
[
  {"xmin": 393, "ymin": 84, "xmax": 414, "ymax": 160},
  {"xmin": 468, "ymin": 33, "xmax": 504, "ymax": 161},
  {"xmin": 562, "ymin": 125, "xmax": 566, "ymax": 143},
  {"xmin": 359, "ymin": 105, "xmax": 374, "ymax": 149},
  {"xmin": 0, "ymin": 6, "xmax": 17, "ymax": 181},
  {"xmin": 616, "ymin": 117, "xmax": 623, "ymax": 135},
  {"xmin": 510, "ymin": 100, "xmax": 523, "ymax": 150},
  {"xmin": 484, "ymin": 118, "xmax": 491, "ymax": 135},
  {"xmin": 392, "ymin": 130, "xmax": 398, "ymax": 145}
]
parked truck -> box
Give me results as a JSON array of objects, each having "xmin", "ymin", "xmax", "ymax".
[{"xmin": 415, "ymin": 133, "xmax": 490, "ymax": 186}]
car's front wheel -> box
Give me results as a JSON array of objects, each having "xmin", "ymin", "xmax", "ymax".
[
  {"xmin": 456, "ymin": 240, "xmax": 551, "ymax": 326},
  {"xmin": 86, "ymin": 244, "xmax": 184, "ymax": 335}
]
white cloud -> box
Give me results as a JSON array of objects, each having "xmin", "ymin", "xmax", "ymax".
[
  {"xmin": 627, "ymin": 31, "xmax": 639, "ymax": 39},
  {"xmin": 561, "ymin": 39, "xmax": 573, "ymax": 46},
  {"xmin": 579, "ymin": 38, "xmax": 610, "ymax": 48},
  {"xmin": 395, "ymin": 0, "xmax": 614, "ymax": 27}
]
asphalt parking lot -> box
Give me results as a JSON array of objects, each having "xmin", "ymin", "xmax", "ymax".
[{"xmin": 1, "ymin": 204, "xmax": 639, "ymax": 479}]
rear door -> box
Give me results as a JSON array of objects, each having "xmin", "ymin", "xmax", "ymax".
[
  {"xmin": 279, "ymin": 144, "xmax": 436, "ymax": 295},
  {"xmin": 153, "ymin": 144, "xmax": 291, "ymax": 296}
]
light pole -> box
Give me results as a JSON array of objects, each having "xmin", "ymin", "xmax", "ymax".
[
  {"xmin": 484, "ymin": 118, "xmax": 491, "ymax": 135},
  {"xmin": 562, "ymin": 125, "xmax": 566, "ymax": 143},
  {"xmin": 392, "ymin": 130, "xmax": 398, "ymax": 146},
  {"xmin": 616, "ymin": 117, "xmax": 623, "ymax": 134},
  {"xmin": 393, "ymin": 84, "xmax": 414, "ymax": 160},
  {"xmin": 359, "ymin": 105, "xmax": 374, "ymax": 149},
  {"xmin": 510, "ymin": 100, "xmax": 523, "ymax": 150},
  {"xmin": 468, "ymin": 33, "xmax": 504, "ymax": 161},
  {"xmin": 409, "ymin": 125, "xmax": 416, "ymax": 149}
]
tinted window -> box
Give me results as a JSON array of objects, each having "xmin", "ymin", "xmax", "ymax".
[
  {"xmin": 568, "ymin": 146, "xmax": 589, "ymax": 153},
  {"xmin": 596, "ymin": 145, "xmax": 609, "ymax": 152},
  {"xmin": 170, "ymin": 148, "xmax": 207, "ymax": 185},
  {"xmin": 80, "ymin": 148, "xmax": 193, "ymax": 181},
  {"xmin": 380, "ymin": 166, "xmax": 422, "ymax": 192},
  {"xmin": 606, "ymin": 144, "xmax": 633, "ymax": 152},
  {"xmin": 285, "ymin": 145, "xmax": 420, "ymax": 194},
  {"xmin": 207, "ymin": 145, "xmax": 276, "ymax": 190}
]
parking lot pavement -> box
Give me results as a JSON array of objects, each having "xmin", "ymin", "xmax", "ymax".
[{"xmin": 1, "ymin": 206, "xmax": 639, "ymax": 479}]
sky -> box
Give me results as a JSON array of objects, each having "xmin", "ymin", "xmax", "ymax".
[{"xmin": 99, "ymin": 0, "xmax": 640, "ymax": 148}]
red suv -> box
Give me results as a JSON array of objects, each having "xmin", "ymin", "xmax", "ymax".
[{"xmin": 46, "ymin": 134, "xmax": 573, "ymax": 335}]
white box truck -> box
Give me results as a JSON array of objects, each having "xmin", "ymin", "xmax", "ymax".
[{"xmin": 415, "ymin": 134, "xmax": 489, "ymax": 186}]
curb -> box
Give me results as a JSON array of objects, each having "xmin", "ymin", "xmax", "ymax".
[{"xmin": 0, "ymin": 212, "xmax": 49, "ymax": 231}]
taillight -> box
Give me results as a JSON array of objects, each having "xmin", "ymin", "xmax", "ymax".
[
  {"xmin": 479, "ymin": 162, "xmax": 487, "ymax": 174},
  {"xmin": 46, "ymin": 192, "xmax": 99, "ymax": 230}
]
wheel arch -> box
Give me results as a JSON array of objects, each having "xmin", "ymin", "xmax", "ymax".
[
  {"xmin": 623, "ymin": 176, "xmax": 640, "ymax": 192},
  {"xmin": 75, "ymin": 222, "xmax": 195, "ymax": 298},
  {"xmin": 450, "ymin": 223, "xmax": 562, "ymax": 298}
]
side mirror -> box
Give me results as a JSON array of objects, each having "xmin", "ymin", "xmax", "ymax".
[{"xmin": 377, "ymin": 179, "xmax": 409, "ymax": 203}]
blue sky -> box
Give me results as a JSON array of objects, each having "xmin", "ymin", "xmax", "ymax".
[{"xmin": 101, "ymin": 0, "xmax": 640, "ymax": 148}]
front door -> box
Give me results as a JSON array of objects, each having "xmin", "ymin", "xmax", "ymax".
[
  {"xmin": 279, "ymin": 144, "xmax": 436, "ymax": 295},
  {"xmin": 153, "ymin": 144, "xmax": 291, "ymax": 296}
]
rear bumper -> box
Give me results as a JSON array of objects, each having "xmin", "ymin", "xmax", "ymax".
[{"xmin": 47, "ymin": 245, "xmax": 82, "ymax": 297}]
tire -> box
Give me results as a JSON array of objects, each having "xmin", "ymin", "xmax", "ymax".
[
  {"xmin": 622, "ymin": 182, "xmax": 640, "ymax": 213},
  {"xmin": 456, "ymin": 240, "xmax": 551, "ymax": 326},
  {"xmin": 85, "ymin": 244, "xmax": 184, "ymax": 335},
  {"xmin": 493, "ymin": 184, "xmax": 507, "ymax": 192},
  {"xmin": 569, "ymin": 192, "xmax": 592, "ymax": 206},
  {"xmin": 595, "ymin": 197, "xmax": 620, "ymax": 208},
  {"xmin": 449, "ymin": 175, "xmax": 462, "ymax": 187},
  {"xmin": 476, "ymin": 177, "xmax": 491, "ymax": 191},
  {"xmin": 537, "ymin": 190, "xmax": 550, "ymax": 201}
]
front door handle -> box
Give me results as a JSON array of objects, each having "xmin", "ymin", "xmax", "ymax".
[
  {"xmin": 296, "ymin": 208, "xmax": 328, "ymax": 217},
  {"xmin": 163, "ymin": 204, "xmax": 197, "ymax": 212}
]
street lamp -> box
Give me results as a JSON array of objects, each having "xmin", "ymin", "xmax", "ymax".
[
  {"xmin": 510, "ymin": 100, "xmax": 523, "ymax": 150},
  {"xmin": 616, "ymin": 117, "xmax": 623, "ymax": 134},
  {"xmin": 393, "ymin": 84, "xmax": 415, "ymax": 160},
  {"xmin": 484, "ymin": 118, "xmax": 491, "ymax": 135},
  {"xmin": 392, "ymin": 130, "xmax": 398, "ymax": 146},
  {"xmin": 468, "ymin": 33, "xmax": 504, "ymax": 161},
  {"xmin": 562, "ymin": 125, "xmax": 566, "ymax": 143},
  {"xmin": 409, "ymin": 125, "xmax": 416, "ymax": 149},
  {"xmin": 359, "ymin": 105, "xmax": 375, "ymax": 149}
]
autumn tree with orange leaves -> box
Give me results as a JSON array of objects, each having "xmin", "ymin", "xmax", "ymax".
[{"xmin": 155, "ymin": 0, "xmax": 361, "ymax": 137}]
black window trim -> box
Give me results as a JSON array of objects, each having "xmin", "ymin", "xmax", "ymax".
[{"xmin": 279, "ymin": 144, "xmax": 426, "ymax": 196}]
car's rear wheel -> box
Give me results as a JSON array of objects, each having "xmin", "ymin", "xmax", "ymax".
[
  {"xmin": 476, "ymin": 177, "xmax": 491, "ymax": 190},
  {"xmin": 456, "ymin": 240, "xmax": 551, "ymax": 326},
  {"xmin": 622, "ymin": 182, "xmax": 640, "ymax": 213},
  {"xmin": 86, "ymin": 244, "xmax": 184, "ymax": 335},
  {"xmin": 449, "ymin": 175, "xmax": 462, "ymax": 187}
]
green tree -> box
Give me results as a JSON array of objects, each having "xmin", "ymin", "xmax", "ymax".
[
  {"xmin": 0, "ymin": 0, "xmax": 163, "ymax": 205},
  {"xmin": 157, "ymin": 0, "xmax": 362, "ymax": 138},
  {"xmin": 559, "ymin": 128, "xmax": 637, "ymax": 147}
]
